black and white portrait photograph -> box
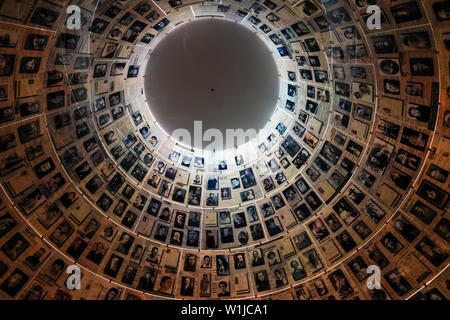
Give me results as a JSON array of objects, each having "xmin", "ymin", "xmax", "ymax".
[
  {"xmin": 348, "ymin": 256, "xmax": 369, "ymax": 281},
  {"xmin": 393, "ymin": 215, "xmax": 420, "ymax": 243},
  {"xmin": 0, "ymin": 268, "xmax": 28, "ymax": 297},
  {"xmin": 347, "ymin": 44, "xmax": 368, "ymax": 59},
  {"xmin": 328, "ymin": 269, "xmax": 354, "ymax": 298},
  {"xmin": 325, "ymin": 213, "xmax": 342, "ymax": 233},
  {"xmin": 240, "ymin": 189, "xmax": 255, "ymax": 202},
  {"xmin": 205, "ymin": 193, "xmax": 218, "ymax": 207},
  {"xmin": 1, "ymin": 232, "xmax": 29, "ymax": 261},
  {"xmin": 262, "ymin": 177, "xmax": 275, "ymax": 192},
  {"xmin": 100, "ymin": 42, "xmax": 118, "ymax": 58},
  {"xmin": 327, "ymin": 7, "xmax": 351, "ymax": 26},
  {"xmin": 308, "ymin": 218, "xmax": 329, "ymax": 241},
  {"xmin": 220, "ymin": 227, "xmax": 234, "ymax": 243},
  {"xmin": 341, "ymin": 25, "xmax": 361, "ymax": 40},
  {"xmin": 55, "ymin": 32, "xmax": 80, "ymax": 49},
  {"xmin": 19, "ymin": 57, "xmax": 41, "ymax": 74},
  {"xmin": 232, "ymin": 212, "xmax": 247, "ymax": 229},
  {"xmin": 410, "ymin": 200, "xmax": 437, "ymax": 225},
  {"xmin": 172, "ymin": 187, "xmax": 187, "ymax": 203},
  {"xmin": 361, "ymin": 200, "xmax": 386, "ymax": 224},
  {"xmin": 293, "ymin": 231, "xmax": 312, "ymax": 251},
  {"xmin": 365, "ymin": 138, "xmax": 395, "ymax": 175},
  {"xmin": 282, "ymin": 186, "xmax": 301, "ymax": 206},
  {"xmin": 416, "ymin": 180, "xmax": 449, "ymax": 209},
  {"xmin": 386, "ymin": 167, "xmax": 412, "ymax": 190},
  {"xmin": 169, "ymin": 230, "xmax": 183, "ymax": 246},
  {"xmin": 0, "ymin": 54, "xmax": 14, "ymax": 76},
  {"xmin": 390, "ymin": 1, "xmax": 423, "ymax": 24},
  {"xmin": 245, "ymin": 206, "xmax": 258, "ymax": 223},
  {"xmin": 371, "ymin": 35, "xmax": 397, "ymax": 54},
  {"xmin": 376, "ymin": 119, "xmax": 400, "ymax": 140},
  {"xmin": 271, "ymin": 194, "xmax": 286, "ymax": 210},
  {"xmin": 410, "ymin": 58, "xmax": 434, "ymax": 76},
  {"xmin": 426, "ymin": 164, "xmax": 448, "ymax": 183},
  {"xmin": 265, "ymin": 217, "xmax": 283, "ymax": 236},
  {"xmin": 378, "ymin": 58, "xmax": 401, "ymax": 76},
  {"xmin": 395, "ymin": 148, "xmax": 421, "ymax": 171},
  {"xmin": 415, "ymin": 236, "xmax": 448, "ymax": 267},
  {"xmin": 186, "ymin": 230, "xmax": 199, "ymax": 247},
  {"xmin": 24, "ymin": 34, "xmax": 48, "ymax": 51},
  {"xmin": 254, "ymin": 270, "xmax": 270, "ymax": 292},
  {"xmin": 289, "ymin": 258, "xmax": 307, "ymax": 281},
  {"xmin": 384, "ymin": 269, "xmax": 411, "ymax": 297},
  {"xmin": 336, "ymin": 230, "xmax": 356, "ymax": 252},
  {"xmin": 400, "ymin": 127, "xmax": 429, "ymax": 151},
  {"xmin": 250, "ymin": 223, "xmax": 264, "ymax": 241},
  {"xmin": 292, "ymin": 203, "xmax": 311, "ymax": 222},
  {"xmin": 216, "ymin": 255, "xmax": 230, "ymax": 275},
  {"xmin": 380, "ymin": 232, "xmax": 404, "ymax": 255},
  {"xmin": 0, "ymin": 30, "xmax": 18, "ymax": 48},
  {"xmin": 49, "ymin": 220, "xmax": 74, "ymax": 247}
]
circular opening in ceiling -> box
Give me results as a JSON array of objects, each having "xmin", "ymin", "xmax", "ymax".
[{"xmin": 144, "ymin": 18, "xmax": 280, "ymax": 150}]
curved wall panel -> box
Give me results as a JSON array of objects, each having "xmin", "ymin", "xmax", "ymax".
[{"xmin": 0, "ymin": 0, "xmax": 448, "ymax": 300}]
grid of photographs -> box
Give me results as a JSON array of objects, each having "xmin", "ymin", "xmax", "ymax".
[{"xmin": 0, "ymin": 0, "xmax": 448, "ymax": 301}]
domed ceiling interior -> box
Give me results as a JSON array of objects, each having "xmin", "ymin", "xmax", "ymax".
[{"xmin": 0, "ymin": 0, "xmax": 448, "ymax": 300}]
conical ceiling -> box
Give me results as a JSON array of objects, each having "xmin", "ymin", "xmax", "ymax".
[{"xmin": 0, "ymin": 0, "xmax": 448, "ymax": 300}]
